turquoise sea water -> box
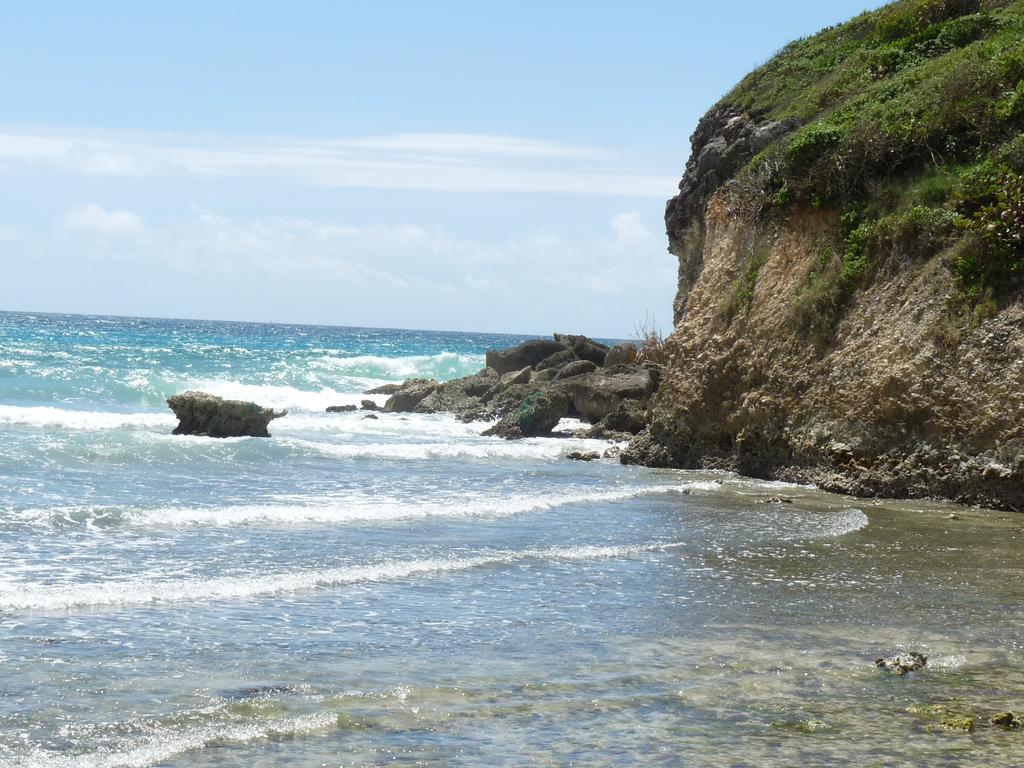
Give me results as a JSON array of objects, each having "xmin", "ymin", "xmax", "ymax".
[{"xmin": 2, "ymin": 311, "xmax": 1023, "ymax": 767}]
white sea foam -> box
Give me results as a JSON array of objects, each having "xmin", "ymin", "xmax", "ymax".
[
  {"xmin": 315, "ymin": 351, "xmax": 482, "ymax": 378},
  {"xmin": 0, "ymin": 404, "xmax": 174, "ymax": 431},
  {"xmin": 11, "ymin": 711, "xmax": 337, "ymax": 768},
  {"xmin": 0, "ymin": 542, "xmax": 679, "ymax": 613},
  {"xmin": 184, "ymin": 381, "xmax": 389, "ymax": 412},
  {"xmin": 279, "ymin": 436, "xmax": 610, "ymax": 462},
  {"xmin": 25, "ymin": 484, "xmax": 689, "ymax": 530}
]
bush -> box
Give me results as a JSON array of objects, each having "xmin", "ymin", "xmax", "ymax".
[{"xmin": 632, "ymin": 317, "xmax": 672, "ymax": 365}]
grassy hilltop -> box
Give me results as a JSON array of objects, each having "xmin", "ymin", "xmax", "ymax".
[{"xmin": 718, "ymin": 0, "xmax": 1024, "ymax": 331}]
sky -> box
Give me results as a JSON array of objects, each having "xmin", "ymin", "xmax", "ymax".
[{"xmin": 0, "ymin": 1, "xmax": 887, "ymax": 337}]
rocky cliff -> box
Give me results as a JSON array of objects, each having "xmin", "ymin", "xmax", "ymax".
[{"xmin": 625, "ymin": 0, "xmax": 1024, "ymax": 510}]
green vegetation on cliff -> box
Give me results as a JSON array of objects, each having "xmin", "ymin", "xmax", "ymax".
[{"xmin": 724, "ymin": 0, "xmax": 1024, "ymax": 312}]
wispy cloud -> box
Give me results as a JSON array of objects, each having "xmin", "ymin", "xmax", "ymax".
[
  {"xmin": 61, "ymin": 203, "xmax": 146, "ymax": 237},
  {"xmin": 0, "ymin": 127, "xmax": 675, "ymax": 197}
]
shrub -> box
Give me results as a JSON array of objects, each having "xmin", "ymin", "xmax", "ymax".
[{"xmin": 632, "ymin": 317, "xmax": 672, "ymax": 365}]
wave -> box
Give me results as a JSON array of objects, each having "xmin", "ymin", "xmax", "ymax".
[
  {"xmin": 314, "ymin": 351, "xmax": 483, "ymax": 380},
  {"xmin": 0, "ymin": 404, "xmax": 174, "ymax": 431},
  {"xmin": 182, "ymin": 381, "xmax": 389, "ymax": 413},
  {"xmin": 11, "ymin": 711, "xmax": 337, "ymax": 768},
  {"xmin": 278, "ymin": 436, "xmax": 612, "ymax": 462},
  {"xmin": 19, "ymin": 484, "xmax": 690, "ymax": 530},
  {"xmin": 0, "ymin": 542, "xmax": 681, "ymax": 612}
]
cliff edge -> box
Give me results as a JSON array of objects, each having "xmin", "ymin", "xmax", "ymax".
[{"xmin": 626, "ymin": 0, "xmax": 1024, "ymax": 510}]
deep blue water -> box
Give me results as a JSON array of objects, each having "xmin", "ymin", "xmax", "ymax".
[{"xmin": 1, "ymin": 311, "xmax": 1022, "ymax": 767}]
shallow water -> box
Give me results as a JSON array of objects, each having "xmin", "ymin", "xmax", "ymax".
[{"xmin": 1, "ymin": 312, "xmax": 1022, "ymax": 767}]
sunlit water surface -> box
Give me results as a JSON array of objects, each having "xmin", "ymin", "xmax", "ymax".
[{"xmin": 1, "ymin": 312, "xmax": 1022, "ymax": 767}]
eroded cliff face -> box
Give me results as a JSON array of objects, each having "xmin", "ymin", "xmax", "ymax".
[{"xmin": 627, "ymin": 109, "xmax": 1024, "ymax": 511}]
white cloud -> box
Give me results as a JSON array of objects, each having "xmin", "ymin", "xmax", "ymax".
[
  {"xmin": 0, "ymin": 127, "xmax": 676, "ymax": 197},
  {"xmin": 611, "ymin": 210, "xmax": 657, "ymax": 249},
  {"xmin": 61, "ymin": 203, "xmax": 145, "ymax": 237}
]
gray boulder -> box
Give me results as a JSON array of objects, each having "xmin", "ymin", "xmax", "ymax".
[
  {"xmin": 597, "ymin": 401, "xmax": 648, "ymax": 434},
  {"xmin": 360, "ymin": 399, "xmax": 381, "ymax": 411},
  {"xmin": 554, "ymin": 359, "xmax": 598, "ymax": 380},
  {"xmin": 167, "ymin": 391, "xmax": 286, "ymax": 438},
  {"xmin": 534, "ymin": 349, "xmax": 576, "ymax": 371},
  {"xmin": 486, "ymin": 339, "xmax": 566, "ymax": 374},
  {"xmin": 482, "ymin": 389, "xmax": 570, "ymax": 439},
  {"xmin": 604, "ymin": 341, "xmax": 638, "ymax": 368},
  {"xmin": 417, "ymin": 368, "xmax": 499, "ymax": 415},
  {"xmin": 501, "ymin": 366, "xmax": 532, "ymax": 386},
  {"xmin": 326, "ymin": 404, "xmax": 358, "ymax": 413},
  {"xmin": 383, "ymin": 379, "xmax": 440, "ymax": 413},
  {"xmin": 554, "ymin": 333, "xmax": 609, "ymax": 366},
  {"xmin": 363, "ymin": 383, "xmax": 403, "ymax": 395},
  {"xmin": 563, "ymin": 367, "xmax": 657, "ymax": 422}
]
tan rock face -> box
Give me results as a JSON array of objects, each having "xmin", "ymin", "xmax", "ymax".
[{"xmin": 630, "ymin": 191, "xmax": 1024, "ymax": 510}]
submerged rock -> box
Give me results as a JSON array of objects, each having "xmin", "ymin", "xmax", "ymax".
[
  {"xmin": 991, "ymin": 711, "xmax": 1024, "ymax": 729},
  {"xmin": 567, "ymin": 451, "xmax": 601, "ymax": 461},
  {"xmin": 940, "ymin": 715, "xmax": 975, "ymax": 733},
  {"xmin": 326, "ymin": 404, "xmax": 358, "ymax": 413},
  {"xmin": 167, "ymin": 391, "xmax": 286, "ymax": 438},
  {"xmin": 875, "ymin": 652, "xmax": 927, "ymax": 676}
]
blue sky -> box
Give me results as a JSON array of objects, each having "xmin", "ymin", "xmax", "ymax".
[{"xmin": 0, "ymin": 1, "xmax": 885, "ymax": 336}]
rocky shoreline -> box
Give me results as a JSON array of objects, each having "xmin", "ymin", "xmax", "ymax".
[{"xmin": 374, "ymin": 333, "xmax": 659, "ymax": 443}]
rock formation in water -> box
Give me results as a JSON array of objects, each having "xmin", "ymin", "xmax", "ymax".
[
  {"xmin": 382, "ymin": 333, "xmax": 659, "ymax": 439},
  {"xmin": 623, "ymin": 0, "xmax": 1024, "ymax": 511},
  {"xmin": 167, "ymin": 391, "xmax": 286, "ymax": 438}
]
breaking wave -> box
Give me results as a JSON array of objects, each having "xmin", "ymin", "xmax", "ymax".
[{"xmin": 0, "ymin": 542, "xmax": 681, "ymax": 612}]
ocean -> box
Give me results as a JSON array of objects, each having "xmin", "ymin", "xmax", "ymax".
[{"xmin": 1, "ymin": 311, "xmax": 1022, "ymax": 767}]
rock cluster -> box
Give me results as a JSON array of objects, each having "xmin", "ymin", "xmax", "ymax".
[
  {"xmin": 875, "ymin": 652, "xmax": 927, "ymax": 676},
  {"xmin": 378, "ymin": 334, "xmax": 661, "ymax": 440},
  {"xmin": 167, "ymin": 391, "xmax": 287, "ymax": 438}
]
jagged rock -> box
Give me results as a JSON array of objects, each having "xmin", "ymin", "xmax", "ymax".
[
  {"xmin": 533, "ymin": 368, "xmax": 558, "ymax": 382},
  {"xmin": 482, "ymin": 389, "xmax": 570, "ymax": 439},
  {"xmin": 383, "ymin": 379, "xmax": 439, "ymax": 413},
  {"xmin": 598, "ymin": 401, "xmax": 648, "ymax": 434},
  {"xmin": 501, "ymin": 366, "xmax": 532, "ymax": 386},
  {"xmin": 554, "ymin": 333, "xmax": 609, "ymax": 366},
  {"xmin": 486, "ymin": 339, "xmax": 566, "ymax": 374},
  {"xmin": 604, "ymin": 341, "xmax": 638, "ymax": 368},
  {"xmin": 417, "ymin": 368, "xmax": 499, "ymax": 416},
  {"xmin": 534, "ymin": 349, "xmax": 576, "ymax": 371},
  {"xmin": 875, "ymin": 652, "xmax": 927, "ymax": 676},
  {"xmin": 326, "ymin": 404, "xmax": 358, "ymax": 413},
  {"xmin": 363, "ymin": 383, "xmax": 403, "ymax": 395},
  {"xmin": 567, "ymin": 451, "xmax": 601, "ymax": 461},
  {"xmin": 563, "ymin": 367, "xmax": 657, "ymax": 422},
  {"xmin": 554, "ymin": 359, "xmax": 598, "ymax": 380},
  {"xmin": 360, "ymin": 399, "xmax": 381, "ymax": 411},
  {"xmin": 167, "ymin": 391, "xmax": 286, "ymax": 438},
  {"xmin": 362, "ymin": 413, "xmax": 378, "ymax": 420},
  {"xmin": 666, "ymin": 105, "xmax": 797, "ymax": 236},
  {"xmin": 604, "ymin": 446, "xmax": 622, "ymax": 459}
]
